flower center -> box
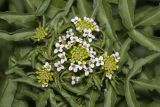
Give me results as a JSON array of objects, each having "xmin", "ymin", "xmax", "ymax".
[
  {"xmin": 36, "ymin": 67, "xmax": 53, "ymax": 84},
  {"xmin": 75, "ymin": 20, "xmax": 95, "ymax": 31},
  {"xmin": 34, "ymin": 26, "xmax": 48, "ymax": 41},
  {"xmin": 103, "ymin": 55, "xmax": 118, "ymax": 73},
  {"xmin": 70, "ymin": 44, "xmax": 90, "ymax": 62}
]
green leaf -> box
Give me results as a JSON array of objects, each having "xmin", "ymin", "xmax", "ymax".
[
  {"xmin": 134, "ymin": 6, "xmax": 154, "ymax": 24},
  {"xmin": 35, "ymin": 0, "xmax": 51, "ymax": 16},
  {"xmin": 12, "ymin": 100, "xmax": 29, "ymax": 107},
  {"xmin": 13, "ymin": 77, "xmax": 41, "ymax": 88},
  {"xmin": 119, "ymin": 38, "xmax": 132, "ymax": 67},
  {"xmin": 97, "ymin": 0, "xmax": 117, "ymax": 41},
  {"xmin": 87, "ymin": 90, "xmax": 99, "ymax": 107},
  {"xmin": 0, "ymin": 79, "xmax": 17, "ymax": 107},
  {"xmin": 36, "ymin": 91, "xmax": 49, "ymax": 107},
  {"xmin": 125, "ymin": 81, "xmax": 139, "ymax": 107},
  {"xmin": 52, "ymin": 84, "xmax": 78, "ymax": 107},
  {"xmin": 119, "ymin": 0, "xmax": 135, "ymax": 30},
  {"xmin": 92, "ymin": 74, "xmax": 101, "ymax": 90},
  {"xmin": 132, "ymin": 79, "xmax": 160, "ymax": 90},
  {"xmin": 0, "ymin": 31, "xmax": 34, "ymax": 41},
  {"xmin": 77, "ymin": 0, "xmax": 92, "ymax": 17},
  {"xmin": 0, "ymin": 12, "xmax": 36, "ymax": 25},
  {"xmin": 104, "ymin": 84, "xmax": 117, "ymax": 107},
  {"xmin": 135, "ymin": 6, "xmax": 160, "ymax": 26},
  {"xmin": 128, "ymin": 29, "xmax": 160, "ymax": 52},
  {"xmin": 127, "ymin": 53, "xmax": 160, "ymax": 79}
]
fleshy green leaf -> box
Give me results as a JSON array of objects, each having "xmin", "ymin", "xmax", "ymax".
[
  {"xmin": 127, "ymin": 53, "xmax": 160, "ymax": 79},
  {"xmin": 125, "ymin": 81, "xmax": 140, "ymax": 107},
  {"xmin": 0, "ymin": 79, "xmax": 17, "ymax": 107},
  {"xmin": 0, "ymin": 31, "xmax": 34, "ymax": 41},
  {"xmin": 35, "ymin": 0, "xmax": 51, "ymax": 16},
  {"xmin": 135, "ymin": 6, "xmax": 160, "ymax": 26},
  {"xmin": 132, "ymin": 79, "xmax": 160, "ymax": 90},
  {"xmin": 0, "ymin": 12, "xmax": 36, "ymax": 25},
  {"xmin": 104, "ymin": 84, "xmax": 117, "ymax": 107},
  {"xmin": 128, "ymin": 29, "xmax": 160, "ymax": 52},
  {"xmin": 119, "ymin": 0, "xmax": 135, "ymax": 30},
  {"xmin": 87, "ymin": 90, "xmax": 99, "ymax": 107},
  {"xmin": 97, "ymin": 0, "xmax": 117, "ymax": 41},
  {"xmin": 77, "ymin": 0, "xmax": 92, "ymax": 17}
]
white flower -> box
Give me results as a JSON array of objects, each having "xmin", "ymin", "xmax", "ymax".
[
  {"xmin": 54, "ymin": 43, "xmax": 64, "ymax": 53},
  {"xmin": 112, "ymin": 52, "xmax": 120, "ymax": 62},
  {"xmin": 82, "ymin": 41, "xmax": 90, "ymax": 49},
  {"xmin": 106, "ymin": 73, "xmax": 112, "ymax": 79},
  {"xmin": 42, "ymin": 83, "xmax": 48, "ymax": 87},
  {"xmin": 77, "ymin": 61, "xmax": 86, "ymax": 70},
  {"xmin": 95, "ymin": 56, "xmax": 104, "ymax": 66},
  {"xmin": 83, "ymin": 29, "xmax": 95, "ymax": 42},
  {"xmin": 43, "ymin": 62, "xmax": 51, "ymax": 71},
  {"xmin": 84, "ymin": 67, "xmax": 93, "ymax": 76},
  {"xmin": 71, "ymin": 16, "xmax": 81, "ymax": 24},
  {"xmin": 66, "ymin": 29, "xmax": 74, "ymax": 38},
  {"xmin": 54, "ymin": 61, "xmax": 64, "ymax": 71},
  {"xmin": 58, "ymin": 35, "xmax": 66, "ymax": 43},
  {"xmin": 83, "ymin": 29, "xmax": 92, "ymax": 37},
  {"xmin": 89, "ymin": 47, "xmax": 96, "ymax": 58},
  {"xmin": 71, "ymin": 80, "xmax": 76, "ymax": 85},
  {"xmin": 69, "ymin": 63, "xmax": 79, "ymax": 72},
  {"xmin": 71, "ymin": 76, "xmax": 80, "ymax": 85},
  {"xmin": 58, "ymin": 52, "xmax": 67, "ymax": 63}
]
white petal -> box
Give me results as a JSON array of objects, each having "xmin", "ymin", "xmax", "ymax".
[
  {"xmin": 99, "ymin": 56, "xmax": 103, "ymax": 60},
  {"xmin": 71, "ymin": 80, "xmax": 76, "ymax": 85},
  {"xmin": 55, "ymin": 43, "xmax": 60, "ymax": 47},
  {"xmin": 57, "ymin": 68, "xmax": 61, "ymax": 72},
  {"xmin": 85, "ymin": 71, "xmax": 89, "ymax": 76},
  {"xmin": 88, "ymin": 38, "xmax": 92, "ymax": 42},
  {"xmin": 76, "ymin": 77, "xmax": 80, "ymax": 82},
  {"xmin": 54, "ymin": 49, "xmax": 58, "ymax": 54},
  {"xmin": 69, "ymin": 66, "xmax": 73, "ymax": 71},
  {"xmin": 72, "ymin": 76, "xmax": 76, "ymax": 80},
  {"xmin": 42, "ymin": 83, "xmax": 48, "ymax": 87}
]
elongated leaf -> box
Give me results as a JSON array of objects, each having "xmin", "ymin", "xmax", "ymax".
[
  {"xmin": 127, "ymin": 53, "xmax": 160, "ymax": 79},
  {"xmin": 52, "ymin": 84, "xmax": 78, "ymax": 107},
  {"xmin": 97, "ymin": 0, "xmax": 117, "ymax": 41},
  {"xmin": 0, "ymin": 12, "xmax": 36, "ymax": 24},
  {"xmin": 128, "ymin": 30, "xmax": 160, "ymax": 52},
  {"xmin": 77, "ymin": 0, "xmax": 92, "ymax": 16},
  {"xmin": 119, "ymin": 0, "xmax": 135, "ymax": 29},
  {"xmin": 119, "ymin": 38, "xmax": 132, "ymax": 66},
  {"xmin": 134, "ymin": 6, "xmax": 154, "ymax": 24},
  {"xmin": 0, "ymin": 31, "xmax": 34, "ymax": 41},
  {"xmin": 12, "ymin": 100, "xmax": 29, "ymax": 107},
  {"xmin": 36, "ymin": 91, "xmax": 49, "ymax": 107},
  {"xmin": 132, "ymin": 79, "xmax": 160, "ymax": 90},
  {"xmin": 0, "ymin": 79, "xmax": 17, "ymax": 107},
  {"xmin": 104, "ymin": 84, "xmax": 116, "ymax": 107},
  {"xmin": 87, "ymin": 90, "xmax": 99, "ymax": 107},
  {"xmin": 13, "ymin": 77, "xmax": 41, "ymax": 88},
  {"xmin": 36, "ymin": 0, "xmax": 51, "ymax": 16},
  {"xmin": 135, "ymin": 6, "xmax": 160, "ymax": 26},
  {"xmin": 125, "ymin": 81, "xmax": 139, "ymax": 107}
]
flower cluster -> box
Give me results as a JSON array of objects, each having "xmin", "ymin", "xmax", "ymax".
[
  {"xmin": 71, "ymin": 17, "xmax": 99, "ymax": 42},
  {"xmin": 54, "ymin": 29, "xmax": 97, "ymax": 76},
  {"xmin": 71, "ymin": 17, "xmax": 99, "ymax": 32},
  {"xmin": 36, "ymin": 62, "xmax": 53, "ymax": 87},
  {"xmin": 102, "ymin": 52, "xmax": 120, "ymax": 79},
  {"xmin": 34, "ymin": 26, "xmax": 48, "ymax": 41},
  {"xmin": 31, "ymin": 16, "xmax": 122, "ymax": 87}
]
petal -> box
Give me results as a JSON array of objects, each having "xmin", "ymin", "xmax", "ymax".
[{"xmin": 85, "ymin": 71, "xmax": 89, "ymax": 76}]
